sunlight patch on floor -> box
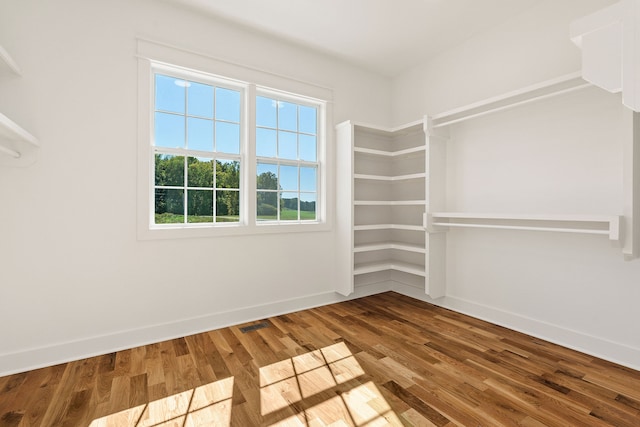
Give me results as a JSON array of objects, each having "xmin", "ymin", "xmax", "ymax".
[
  {"xmin": 88, "ymin": 376, "xmax": 234, "ymax": 427},
  {"xmin": 260, "ymin": 342, "xmax": 402, "ymax": 426}
]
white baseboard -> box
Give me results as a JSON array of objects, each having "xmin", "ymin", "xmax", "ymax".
[
  {"xmin": 0, "ymin": 283, "xmax": 387, "ymax": 377},
  {"xmin": 391, "ymin": 282, "xmax": 640, "ymax": 372},
  {"xmin": 2, "ymin": 281, "xmax": 639, "ymax": 376}
]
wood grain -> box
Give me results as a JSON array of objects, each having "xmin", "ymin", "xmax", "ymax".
[{"xmin": 1, "ymin": 292, "xmax": 639, "ymax": 426}]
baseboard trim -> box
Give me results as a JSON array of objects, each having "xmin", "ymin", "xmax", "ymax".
[
  {"xmin": 0, "ymin": 283, "xmax": 388, "ymax": 377},
  {"xmin": 3, "ymin": 281, "xmax": 639, "ymax": 376},
  {"xmin": 390, "ymin": 282, "xmax": 640, "ymax": 371}
]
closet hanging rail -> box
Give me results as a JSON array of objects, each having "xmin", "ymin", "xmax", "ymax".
[
  {"xmin": 430, "ymin": 72, "xmax": 591, "ymax": 128},
  {"xmin": 427, "ymin": 213, "xmax": 621, "ymax": 241}
]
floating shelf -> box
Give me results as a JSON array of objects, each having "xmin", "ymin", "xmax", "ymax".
[
  {"xmin": 354, "ymin": 261, "xmax": 425, "ymax": 277},
  {"xmin": 354, "ymin": 242, "xmax": 426, "ymax": 254},
  {"xmin": 428, "ymin": 212, "xmax": 621, "ymax": 241},
  {"xmin": 430, "ymin": 72, "xmax": 591, "ymax": 128},
  {"xmin": 354, "ymin": 200, "xmax": 425, "ymax": 206}
]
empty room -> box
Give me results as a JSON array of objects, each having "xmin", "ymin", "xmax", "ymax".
[{"xmin": 1, "ymin": 0, "xmax": 640, "ymax": 425}]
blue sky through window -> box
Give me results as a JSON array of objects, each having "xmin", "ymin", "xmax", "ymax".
[{"xmin": 155, "ymin": 74, "xmax": 241, "ymax": 154}]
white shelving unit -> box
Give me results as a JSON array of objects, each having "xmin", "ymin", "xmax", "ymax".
[
  {"xmin": 424, "ymin": 71, "xmax": 639, "ymax": 297},
  {"xmin": 0, "ymin": 43, "xmax": 39, "ymax": 163},
  {"xmin": 335, "ymin": 120, "xmax": 429, "ymax": 296}
]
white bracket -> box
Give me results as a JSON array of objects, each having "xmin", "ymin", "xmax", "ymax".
[{"xmin": 571, "ymin": 0, "xmax": 640, "ymax": 112}]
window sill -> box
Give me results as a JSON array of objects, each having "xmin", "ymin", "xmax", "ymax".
[{"xmin": 138, "ymin": 221, "xmax": 331, "ymax": 240}]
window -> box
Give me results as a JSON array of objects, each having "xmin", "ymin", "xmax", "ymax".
[
  {"xmin": 256, "ymin": 95, "xmax": 318, "ymax": 222},
  {"xmin": 153, "ymin": 73, "xmax": 242, "ymax": 225},
  {"xmin": 139, "ymin": 57, "xmax": 329, "ymax": 239}
]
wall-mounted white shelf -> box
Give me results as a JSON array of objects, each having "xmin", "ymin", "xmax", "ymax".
[
  {"xmin": 353, "ymin": 145, "xmax": 426, "ymax": 157},
  {"xmin": 354, "ymin": 173, "xmax": 426, "ymax": 181},
  {"xmin": 354, "ymin": 242, "xmax": 426, "ymax": 254},
  {"xmin": 354, "ymin": 261, "xmax": 425, "ymax": 277},
  {"xmin": 354, "ymin": 223, "xmax": 424, "ymax": 231},
  {"xmin": 354, "ymin": 200, "xmax": 425, "ymax": 206},
  {"xmin": 0, "ymin": 44, "xmax": 21, "ymax": 76},
  {"xmin": 428, "ymin": 212, "xmax": 621, "ymax": 241},
  {"xmin": 430, "ymin": 72, "xmax": 591, "ymax": 128}
]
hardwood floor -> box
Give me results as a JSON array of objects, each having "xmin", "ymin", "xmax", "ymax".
[{"xmin": 1, "ymin": 292, "xmax": 640, "ymax": 426}]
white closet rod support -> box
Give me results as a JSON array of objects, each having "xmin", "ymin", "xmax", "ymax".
[
  {"xmin": 0, "ymin": 45, "xmax": 22, "ymax": 76},
  {"xmin": 0, "ymin": 145, "xmax": 20, "ymax": 158}
]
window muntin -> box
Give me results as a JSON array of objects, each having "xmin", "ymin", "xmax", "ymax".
[
  {"xmin": 153, "ymin": 73, "xmax": 242, "ymax": 225},
  {"xmin": 256, "ymin": 95, "xmax": 319, "ymax": 222}
]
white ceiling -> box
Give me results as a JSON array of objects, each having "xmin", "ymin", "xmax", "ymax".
[{"xmin": 168, "ymin": 0, "xmax": 537, "ymax": 76}]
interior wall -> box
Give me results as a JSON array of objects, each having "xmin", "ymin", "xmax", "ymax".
[
  {"xmin": 392, "ymin": 0, "xmax": 640, "ymax": 368},
  {"xmin": 0, "ymin": 0, "xmax": 391, "ymax": 372}
]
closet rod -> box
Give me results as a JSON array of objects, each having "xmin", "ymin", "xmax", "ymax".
[{"xmin": 431, "ymin": 72, "xmax": 591, "ymax": 128}]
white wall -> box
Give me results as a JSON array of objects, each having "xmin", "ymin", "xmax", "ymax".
[
  {"xmin": 393, "ymin": 0, "xmax": 640, "ymax": 369},
  {"xmin": 0, "ymin": 0, "xmax": 391, "ymax": 374}
]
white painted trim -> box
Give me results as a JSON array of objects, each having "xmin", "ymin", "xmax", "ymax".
[
  {"xmin": 0, "ymin": 285, "xmax": 385, "ymax": 377},
  {"xmin": 391, "ymin": 282, "xmax": 640, "ymax": 372},
  {"xmin": 3, "ymin": 283, "xmax": 639, "ymax": 376}
]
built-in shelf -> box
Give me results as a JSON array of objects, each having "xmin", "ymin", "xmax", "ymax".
[
  {"xmin": 354, "ymin": 173, "xmax": 426, "ymax": 181},
  {"xmin": 354, "ymin": 224, "xmax": 425, "ymax": 231},
  {"xmin": 336, "ymin": 119, "xmax": 428, "ymax": 296},
  {"xmin": 354, "ymin": 261, "xmax": 425, "ymax": 277},
  {"xmin": 354, "ymin": 242, "xmax": 426, "ymax": 254},
  {"xmin": 430, "ymin": 72, "xmax": 590, "ymax": 128},
  {"xmin": 354, "ymin": 200, "xmax": 425, "ymax": 206},
  {"xmin": 354, "ymin": 145, "xmax": 426, "ymax": 157},
  {"xmin": 428, "ymin": 212, "xmax": 621, "ymax": 241},
  {"xmin": 0, "ymin": 44, "xmax": 21, "ymax": 76}
]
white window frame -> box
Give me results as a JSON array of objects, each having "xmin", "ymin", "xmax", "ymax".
[
  {"xmin": 255, "ymin": 88, "xmax": 323, "ymax": 225},
  {"xmin": 136, "ymin": 40, "xmax": 332, "ymax": 240},
  {"xmin": 151, "ymin": 64, "xmax": 245, "ymax": 228}
]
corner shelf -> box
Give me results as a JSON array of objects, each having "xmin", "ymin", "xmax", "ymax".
[
  {"xmin": 354, "ymin": 200, "xmax": 425, "ymax": 206},
  {"xmin": 354, "ymin": 224, "xmax": 424, "ymax": 231},
  {"xmin": 428, "ymin": 213, "xmax": 621, "ymax": 241},
  {"xmin": 353, "ymin": 145, "xmax": 426, "ymax": 157},
  {"xmin": 354, "ymin": 261, "xmax": 425, "ymax": 277},
  {"xmin": 354, "ymin": 242, "xmax": 425, "ymax": 254},
  {"xmin": 336, "ymin": 119, "xmax": 427, "ymax": 296},
  {"xmin": 354, "ymin": 172, "xmax": 426, "ymax": 181}
]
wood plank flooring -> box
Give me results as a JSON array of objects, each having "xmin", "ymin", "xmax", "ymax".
[{"xmin": 1, "ymin": 291, "xmax": 639, "ymax": 426}]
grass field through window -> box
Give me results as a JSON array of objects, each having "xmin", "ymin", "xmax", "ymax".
[{"xmin": 156, "ymin": 208, "xmax": 315, "ymax": 224}]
